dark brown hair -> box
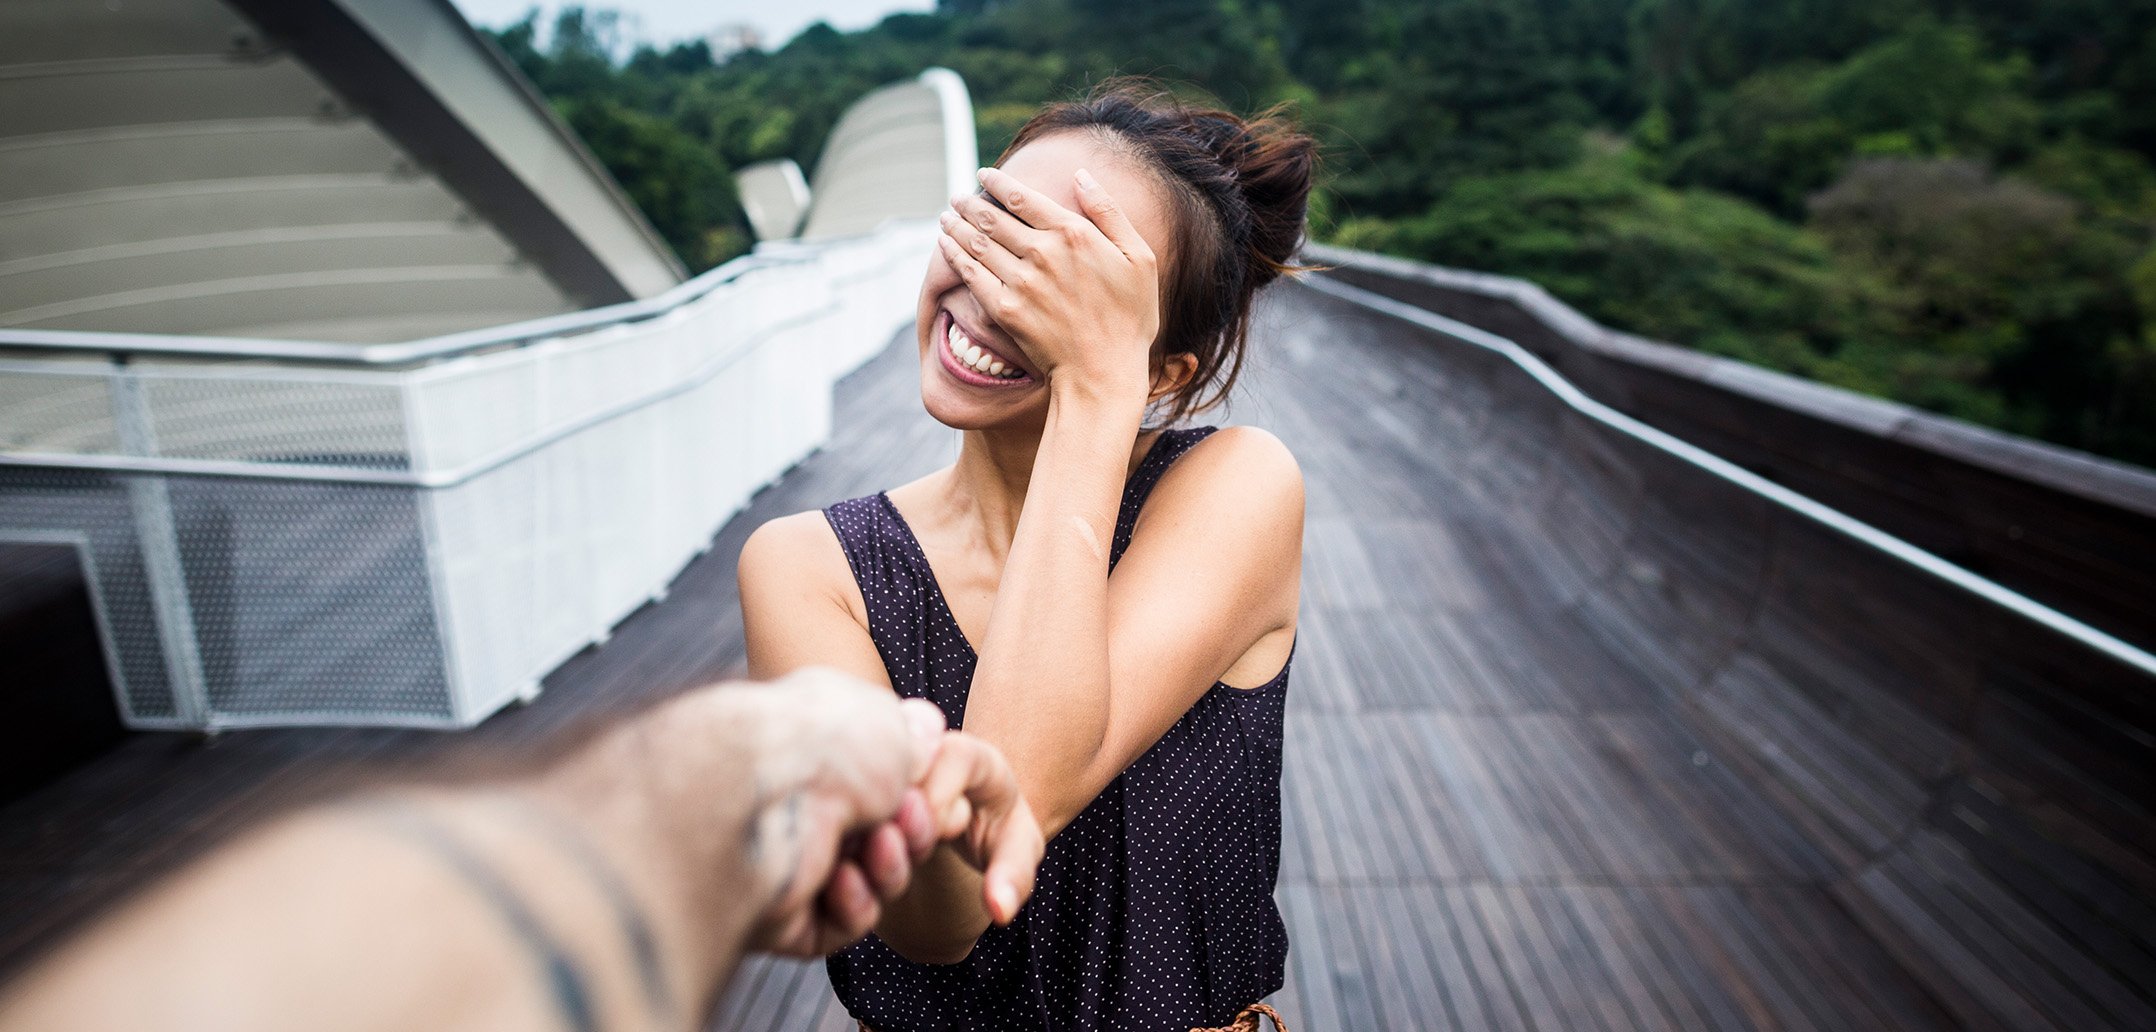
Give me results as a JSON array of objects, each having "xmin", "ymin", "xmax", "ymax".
[{"xmin": 997, "ymin": 78, "xmax": 1317, "ymax": 423}]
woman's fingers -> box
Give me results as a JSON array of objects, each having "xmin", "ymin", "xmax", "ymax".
[
  {"xmin": 1074, "ymin": 168, "xmax": 1154, "ymax": 264},
  {"xmin": 934, "ymin": 234, "xmax": 1018, "ymax": 318},
  {"xmin": 982, "ymin": 797, "xmax": 1045, "ymax": 925},
  {"xmin": 916, "ymin": 733, "xmax": 1004, "ymax": 837},
  {"xmin": 915, "ymin": 730, "xmax": 1043, "ymax": 924},
  {"xmin": 950, "ymin": 193, "xmax": 1045, "ymax": 261},
  {"xmin": 939, "ymin": 210, "xmax": 1027, "ymax": 285},
  {"xmin": 820, "ymin": 861, "xmax": 880, "ymax": 938},
  {"xmin": 893, "ymin": 788, "xmax": 937, "ymax": 860},
  {"xmin": 896, "ymin": 700, "xmax": 946, "ymax": 781},
  {"xmin": 976, "ymin": 166, "xmax": 1077, "ymax": 231},
  {"xmin": 858, "ymin": 820, "xmax": 915, "ymax": 901}
]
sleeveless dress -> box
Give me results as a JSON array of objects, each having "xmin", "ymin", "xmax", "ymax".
[{"xmin": 820, "ymin": 426, "xmax": 1290, "ymax": 1032}]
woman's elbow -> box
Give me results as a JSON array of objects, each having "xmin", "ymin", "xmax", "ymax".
[{"xmin": 1034, "ymin": 753, "xmax": 1120, "ymax": 838}]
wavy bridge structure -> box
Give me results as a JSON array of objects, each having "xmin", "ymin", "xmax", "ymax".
[{"xmin": 1, "ymin": 2, "xmax": 2152, "ymax": 1029}]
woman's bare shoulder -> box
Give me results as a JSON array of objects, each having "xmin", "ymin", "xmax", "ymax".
[
  {"xmin": 1125, "ymin": 424, "xmax": 1304, "ymax": 566},
  {"xmin": 737, "ymin": 508, "xmax": 889, "ymax": 680},
  {"xmin": 1154, "ymin": 425, "xmax": 1304, "ymax": 519},
  {"xmin": 737, "ymin": 509, "xmax": 854, "ymax": 602}
]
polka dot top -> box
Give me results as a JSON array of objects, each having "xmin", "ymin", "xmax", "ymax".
[{"xmin": 820, "ymin": 426, "xmax": 1290, "ymax": 1032}]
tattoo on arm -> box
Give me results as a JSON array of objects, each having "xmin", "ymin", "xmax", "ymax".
[
  {"xmin": 745, "ymin": 779, "xmax": 807, "ymax": 904},
  {"xmin": 366, "ymin": 806, "xmax": 599, "ymax": 1032},
  {"xmin": 504, "ymin": 801, "xmax": 673, "ymax": 1020}
]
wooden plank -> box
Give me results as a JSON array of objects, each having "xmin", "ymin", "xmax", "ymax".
[
  {"xmin": 1275, "ymin": 884, "xmax": 1346, "ymax": 1031},
  {"xmin": 1835, "ymin": 866, "xmax": 2048, "ymax": 1031},
  {"xmin": 1765, "ymin": 884, "xmax": 1957, "ymax": 1031},
  {"xmin": 1466, "ymin": 883, "xmax": 1595, "ymax": 1032},
  {"xmin": 1407, "ymin": 715, "xmax": 1538, "ymax": 881},
  {"xmin": 1434, "ymin": 885, "xmax": 1537, "ymax": 1032},
  {"xmin": 1520, "ymin": 889, "xmax": 1638, "ymax": 1032},
  {"xmin": 1612, "ymin": 885, "xmax": 1762, "ymax": 1032},
  {"xmin": 1392, "ymin": 883, "xmax": 1508, "ymax": 1032},
  {"xmin": 1338, "ymin": 886, "xmax": 1428, "ymax": 1031},
  {"xmin": 1558, "ymin": 888, "xmax": 1692, "ymax": 1032}
]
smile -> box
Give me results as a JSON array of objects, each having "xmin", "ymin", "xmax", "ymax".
[{"xmin": 936, "ymin": 309, "xmax": 1033, "ymax": 387}]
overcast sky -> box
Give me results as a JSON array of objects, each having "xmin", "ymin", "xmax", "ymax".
[{"xmin": 449, "ymin": 1, "xmax": 935, "ymax": 51}]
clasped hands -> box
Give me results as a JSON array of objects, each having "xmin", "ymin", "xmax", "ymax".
[{"xmin": 721, "ymin": 669, "xmax": 1047, "ymax": 959}]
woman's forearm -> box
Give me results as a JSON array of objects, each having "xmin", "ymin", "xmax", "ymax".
[
  {"xmin": 873, "ymin": 844, "xmax": 994, "ymax": 964},
  {"xmin": 872, "ymin": 380, "xmax": 1143, "ymax": 963},
  {"xmin": 967, "ymin": 379, "xmax": 1145, "ymax": 822}
]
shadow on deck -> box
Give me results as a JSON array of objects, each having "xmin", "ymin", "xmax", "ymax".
[{"xmin": 2, "ymin": 279, "xmax": 2151, "ymax": 1030}]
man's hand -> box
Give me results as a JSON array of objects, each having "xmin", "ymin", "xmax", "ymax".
[
  {"xmin": 671, "ymin": 668, "xmax": 941, "ymax": 956},
  {"xmin": 688, "ymin": 669, "xmax": 1044, "ymax": 956},
  {"xmin": 0, "ymin": 668, "xmax": 1049, "ymax": 1032}
]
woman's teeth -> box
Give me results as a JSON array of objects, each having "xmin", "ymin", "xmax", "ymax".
[{"xmin": 947, "ymin": 322, "xmax": 1024, "ymax": 380}]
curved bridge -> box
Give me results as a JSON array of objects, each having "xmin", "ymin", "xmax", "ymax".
[
  {"xmin": 4, "ymin": 274, "xmax": 2151, "ymax": 1029},
  {"xmin": 0, "ymin": 3, "xmax": 2151, "ymax": 1028}
]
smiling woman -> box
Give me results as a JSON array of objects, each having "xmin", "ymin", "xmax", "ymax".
[{"xmin": 736, "ymin": 79, "xmax": 1316, "ymax": 1032}]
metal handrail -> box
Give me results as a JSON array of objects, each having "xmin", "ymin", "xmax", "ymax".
[
  {"xmin": 0, "ymin": 304, "xmax": 844, "ymax": 488},
  {"xmin": 0, "ymin": 230, "xmax": 930, "ymax": 486},
  {"xmin": 1303, "ymin": 273, "xmax": 2156, "ymax": 680},
  {"xmin": 0, "ymin": 221, "xmax": 923, "ymax": 366}
]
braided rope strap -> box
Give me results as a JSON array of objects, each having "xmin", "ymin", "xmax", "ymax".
[{"xmin": 1190, "ymin": 1003, "xmax": 1291, "ymax": 1032}]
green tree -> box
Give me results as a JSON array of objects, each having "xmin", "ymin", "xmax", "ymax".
[
  {"xmin": 557, "ymin": 98, "xmax": 743, "ymax": 269},
  {"xmin": 1811, "ymin": 158, "xmax": 2145, "ymax": 447},
  {"xmin": 479, "ymin": 0, "xmax": 2156, "ymax": 465},
  {"xmin": 1335, "ymin": 154, "xmax": 1894, "ymax": 378},
  {"xmin": 1671, "ymin": 21, "xmax": 2040, "ymax": 215}
]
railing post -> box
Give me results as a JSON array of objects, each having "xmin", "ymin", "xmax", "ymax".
[{"xmin": 110, "ymin": 362, "xmax": 211, "ymax": 727}]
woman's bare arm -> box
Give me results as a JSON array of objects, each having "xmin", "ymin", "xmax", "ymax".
[
  {"xmin": 739, "ymin": 512, "xmax": 891, "ymax": 685},
  {"xmin": 866, "ymin": 170, "xmax": 1302, "ymax": 960},
  {"xmin": 739, "ymin": 513, "xmax": 1048, "ymax": 965}
]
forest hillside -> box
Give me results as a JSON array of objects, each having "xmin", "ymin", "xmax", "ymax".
[{"xmin": 490, "ymin": 0, "xmax": 2156, "ymax": 466}]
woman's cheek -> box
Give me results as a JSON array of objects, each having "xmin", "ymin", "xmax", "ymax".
[{"xmin": 921, "ymin": 249, "xmax": 961, "ymax": 296}]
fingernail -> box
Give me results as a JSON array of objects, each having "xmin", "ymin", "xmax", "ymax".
[
  {"xmin": 949, "ymin": 194, "xmax": 967, "ymax": 208},
  {"xmin": 1076, "ymin": 168, "xmax": 1097, "ymax": 190},
  {"xmin": 976, "ymin": 167, "xmax": 992, "ymax": 182}
]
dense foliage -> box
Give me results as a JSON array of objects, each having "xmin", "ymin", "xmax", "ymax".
[{"xmin": 491, "ymin": 0, "xmax": 2156, "ymax": 465}]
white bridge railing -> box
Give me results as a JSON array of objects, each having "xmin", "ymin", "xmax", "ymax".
[{"xmin": 0, "ymin": 222, "xmax": 934, "ymax": 730}]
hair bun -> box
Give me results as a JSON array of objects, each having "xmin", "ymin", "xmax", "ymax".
[{"xmin": 1209, "ymin": 109, "xmax": 1317, "ymax": 285}]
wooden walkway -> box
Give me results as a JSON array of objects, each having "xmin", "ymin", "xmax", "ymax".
[{"xmin": 0, "ymin": 280, "xmax": 2084, "ymax": 1028}]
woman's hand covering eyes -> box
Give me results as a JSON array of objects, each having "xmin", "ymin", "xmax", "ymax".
[{"xmin": 935, "ymin": 166, "xmax": 1159, "ymax": 400}]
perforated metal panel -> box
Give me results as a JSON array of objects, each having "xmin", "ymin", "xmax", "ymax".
[
  {"xmin": 169, "ymin": 476, "xmax": 449, "ymax": 721},
  {"xmin": 143, "ymin": 371, "xmax": 410, "ymax": 469},
  {"xmin": 0, "ymin": 468, "xmax": 175, "ymax": 721},
  {"xmin": 0, "ymin": 223, "xmax": 931, "ymax": 729},
  {"xmin": 0, "ymin": 364, "xmax": 122, "ymax": 454}
]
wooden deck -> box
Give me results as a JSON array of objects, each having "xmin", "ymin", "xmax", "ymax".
[{"xmin": 2, "ymin": 280, "xmax": 2146, "ymax": 1029}]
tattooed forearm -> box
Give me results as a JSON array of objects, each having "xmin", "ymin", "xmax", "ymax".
[
  {"xmin": 505, "ymin": 801, "xmax": 673, "ymax": 1020},
  {"xmin": 745, "ymin": 779, "xmax": 807, "ymax": 904},
  {"xmin": 368, "ymin": 806, "xmax": 599, "ymax": 1032}
]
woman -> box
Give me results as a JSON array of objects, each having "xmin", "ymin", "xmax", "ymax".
[{"xmin": 739, "ymin": 80, "xmax": 1313, "ymax": 1031}]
